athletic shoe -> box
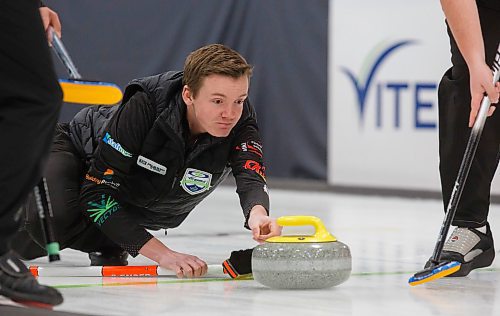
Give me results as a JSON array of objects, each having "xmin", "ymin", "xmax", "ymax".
[
  {"xmin": 89, "ymin": 250, "xmax": 128, "ymax": 266},
  {"xmin": 437, "ymin": 223, "xmax": 495, "ymax": 277},
  {"xmin": 0, "ymin": 250, "xmax": 63, "ymax": 306}
]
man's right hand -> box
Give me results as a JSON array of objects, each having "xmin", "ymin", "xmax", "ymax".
[
  {"xmin": 139, "ymin": 237, "xmax": 207, "ymax": 278},
  {"xmin": 157, "ymin": 249, "xmax": 208, "ymax": 278},
  {"xmin": 468, "ymin": 61, "xmax": 500, "ymax": 127}
]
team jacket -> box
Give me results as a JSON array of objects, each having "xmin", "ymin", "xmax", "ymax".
[{"xmin": 69, "ymin": 71, "xmax": 269, "ymax": 256}]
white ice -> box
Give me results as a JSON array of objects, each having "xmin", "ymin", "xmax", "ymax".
[{"xmin": 9, "ymin": 187, "xmax": 500, "ymax": 316}]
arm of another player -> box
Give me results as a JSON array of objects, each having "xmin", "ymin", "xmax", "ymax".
[{"xmin": 440, "ymin": 0, "xmax": 500, "ymax": 127}]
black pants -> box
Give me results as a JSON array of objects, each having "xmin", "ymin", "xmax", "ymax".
[
  {"xmin": 12, "ymin": 124, "xmax": 121, "ymax": 259},
  {"xmin": 0, "ymin": 1, "xmax": 62, "ymax": 255},
  {"xmin": 438, "ymin": 5, "xmax": 500, "ymax": 227}
]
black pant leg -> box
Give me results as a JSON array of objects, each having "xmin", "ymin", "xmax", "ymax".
[
  {"xmin": 16, "ymin": 125, "xmax": 122, "ymax": 258},
  {"xmin": 438, "ymin": 6, "xmax": 500, "ymax": 227},
  {"xmin": 0, "ymin": 1, "xmax": 62, "ymax": 254},
  {"xmin": 18, "ymin": 125, "xmax": 87, "ymax": 256}
]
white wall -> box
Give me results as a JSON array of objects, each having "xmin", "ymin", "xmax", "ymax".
[{"xmin": 328, "ymin": 0, "xmax": 500, "ymax": 194}]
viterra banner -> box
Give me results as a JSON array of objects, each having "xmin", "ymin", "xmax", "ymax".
[{"xmin": 327, "ymin": 0, "xmax": 500, "ymax": 194}]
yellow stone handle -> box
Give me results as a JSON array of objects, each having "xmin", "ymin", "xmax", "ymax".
[{"xmin": 274, "ymin": 216, "xmax": 336, "ymax": 242}]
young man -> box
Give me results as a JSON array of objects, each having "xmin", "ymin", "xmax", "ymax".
[
  {"xmin": 16, "ymin": 44, "xmax": 281, "ymax": 278},
  {"xmin": 435, "ymin": 0, "xmax": 500, "ymax": 276},
  {"xmin": 0, "ymin": 1, "xmax": 63, "ymax": 306}
]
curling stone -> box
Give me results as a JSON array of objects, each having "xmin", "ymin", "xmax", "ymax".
[{"xmin": 252, "ymin": 215, "xmax": 351, "ymax": 289}]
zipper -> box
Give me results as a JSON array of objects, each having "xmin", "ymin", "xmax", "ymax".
[
  {"xmin": 170, "ymin": 172, "xmax": 181, "ymax": 190},
  {"xmin": 184, "ymin": 137, "xmax": 225, "ymax": 166},
  {"xmin": 147, "ymin": 129, "xmax": 225, "ymax": 207},
  {"xmin": 147, "ymin": 168, "xmax": 182, "ymax": 207},
  {"xmin": 145, "ymin": 123, "xmax": 185, "ymax": 207}
]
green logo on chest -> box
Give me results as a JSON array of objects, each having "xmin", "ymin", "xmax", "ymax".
[{"xmin": 180, "ymin": 168, "xmax": 212, "ymax": 195}]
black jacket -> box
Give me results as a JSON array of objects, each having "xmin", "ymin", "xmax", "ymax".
[
  {"xmin": 69, "ymin": 71, "xmax": 269, "ymax": 256},
  {"xmin": 477, "ymin": 0, "xmax": 500, "ymax": 10}
]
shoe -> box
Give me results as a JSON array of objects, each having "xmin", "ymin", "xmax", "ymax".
[
  {"xmin": 89, "ymin": 250, "xmax": 128, "ymax": 266},
  {"xmin": 434, "ymin": 224, "xmax": 495, "ymax": 277},
  {"xmin": 0, "ymin": 250, "xmax": 63, "ymax": 306}
]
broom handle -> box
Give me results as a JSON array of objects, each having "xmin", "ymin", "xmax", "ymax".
[
  {"xmin": 431, "ymin": 44, "xmax": 500, "ymax": 263},
  {"xmin": 34, "ymin": 178, "xmax": 60, "ymax": 262},
  {"xmin": 50, "ymin": 27, "xmax": 82, "ymax": 79}
]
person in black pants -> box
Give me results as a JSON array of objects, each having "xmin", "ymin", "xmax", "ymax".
[
  {"xmin": 436, "ymin": 0, "xmax": 500, "ymax": 276},
  {"xmin": 0, "ymin": 1, "xmax": 63, "ymax": 306},
  {"xmin": 14, "ymin": 44, "xmax": 282, "ymax": 279},
  {"xmin": 16, "ymin": 44, "xmax": 281, "ymax": 277}
]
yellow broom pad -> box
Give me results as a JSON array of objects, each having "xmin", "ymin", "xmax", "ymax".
[{"xmin": 59, "ymin": 79, "xmax": 122, "ymax": 105}]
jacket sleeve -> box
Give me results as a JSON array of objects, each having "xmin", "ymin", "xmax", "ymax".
[
  {"xmin": 229, "ymin": 111, "xmax": 270, "ymax": 229},
  {"xmin": 79, "ymin": 90, "xmax": 156, "ymax": 257}
]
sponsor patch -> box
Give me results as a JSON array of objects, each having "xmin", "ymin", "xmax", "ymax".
[
  {"xmin": 104, "ymin": 169, "xmax": 114, "ymax": 176},
  {"xmin": 103, "ymin": 132, "xmax": 132, "ymax": 157},
  {"xmin": 243, "ymin": 159, "xmax": 266, "ymax": 180},
  {"xmin": 137, "ymin": 155, "xmax": 167, "ymax": 175},
  {"xmin": 180, "ymin": 168, "xmax": 212, "ymax": 195},
  {"xmin": 86, "ymin": 194, "xmax": 120, "ymax": 226},
  {"xmin": 235, "ymin": 141, "xmax": 263, "ymax": 157},
  {"xmin": 85, "ymin": 171, "xmax": 120, "ymax": 188}
]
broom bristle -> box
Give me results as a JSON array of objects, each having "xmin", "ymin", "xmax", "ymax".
[{"xmin": 408, "ymin": 261, "xmax": 461, "ymax": 286}]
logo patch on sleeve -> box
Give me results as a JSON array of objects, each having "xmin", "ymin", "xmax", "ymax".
[
  {"xmin": 103, "ymin": 132, "xmax": 132, "ymax": 157},
  {"xmin": 180, "ymin": 168, "xmax": 212, "ymax": 195},
  {"xmin": 86, "ymin": 194, "xmax": 120, "ymax": 226},
  {"xmin": 243, "ymin": 159, "xmax": 266, "ymax": 180},
  {"xmin": 137, "ymin": 155, "xmax": 167, "ymax": 175}
]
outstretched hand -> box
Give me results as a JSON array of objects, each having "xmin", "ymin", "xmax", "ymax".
[
  {"xmin": 247, "ymin": 205, "xmax": 282, "ymax": 243},
  {"xmin": 139, "ymin": 237, "xmax": 207, "ymax": 278},
  {"xmin": 157, "ymin": 249, "xmax": 208, "ymax": 279}
]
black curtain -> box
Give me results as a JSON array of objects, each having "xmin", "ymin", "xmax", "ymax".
[{"xmin": 45, "ymin": 0, "xmax": 328, "ymax": 179}]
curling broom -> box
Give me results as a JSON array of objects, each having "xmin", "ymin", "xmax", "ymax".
[
  {"xmin": 50, "ymin": 28, "xmax": 122, "ymax": 105},
  {"xmin": 409, "ymin": 43, "xmax": 500, "ymax": 286}
]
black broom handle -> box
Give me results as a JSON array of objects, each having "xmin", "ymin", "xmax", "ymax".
[
  {"xmin": 34, "ymin": 178, "xmax": 60, "ymax": 262},
  {"xmin": 431, "ymin": 43, "xmax": 500, "ymax": 263},
  {"xmin": 33, "ymin": 29, "xmax": 83, "ymax": 263}
]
